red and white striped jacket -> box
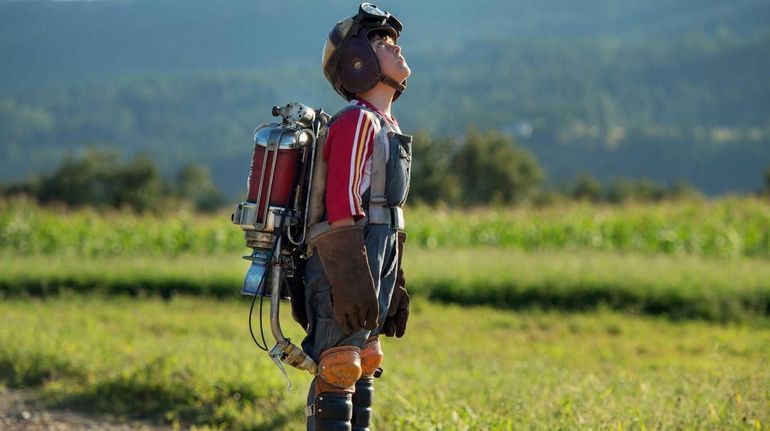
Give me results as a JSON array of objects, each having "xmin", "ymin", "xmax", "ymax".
[{"xmin": 324, "ymin": 99, "xmax": 399, "ymax": 223}]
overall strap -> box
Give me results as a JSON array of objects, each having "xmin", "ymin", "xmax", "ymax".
[
  {"xmin": 353, "ymin": 105, "xmax": 403, "ymax": 228},
  {"xmin": 367, "ymin": 114, "xmax": 390, "ymax": 225}
]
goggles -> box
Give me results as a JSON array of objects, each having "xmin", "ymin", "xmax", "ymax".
[{"xmin": 356, "ymin": 3, "xmax": 402, "ymax": 36}]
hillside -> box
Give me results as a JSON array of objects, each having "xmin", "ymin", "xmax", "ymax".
[
  {"xmin": 1, "ymin": 0, "xmax": 769, "ymax": 195},
  {"xmin": 2, "ymin": 0, "xmax": 768, "ymax": 86}
]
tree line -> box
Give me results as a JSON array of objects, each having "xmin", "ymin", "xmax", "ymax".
[
  {"xmin": 1, "ymin": 149, "xmax": 223, "ymax": 212},
  {"xmin": 6, "ymin": 130, "xmax": 768, "ymax": 213},
  {"xmin": 409, "ymin": 130, "xmax": 716, "ymax": 206}
]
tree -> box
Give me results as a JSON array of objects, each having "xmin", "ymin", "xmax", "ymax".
[
  {"xmin": 115, "ymin": 154, "xmax": 164, "ymax": 212},
  {"xmin": 1, "ymin": 148, "xmax": 226, "ymax": 212},
  {"xmin": 409, "ymin": 131, "xmax": 461, "ymax": 205},
  {"xmin": 571, "ymin": 172, "xmax": 602, "ymax": 202},
  {"xmin": 763, "ymin": 167, "xmax": 770, "ymax": 195},
  {"xmin": 36, "ymin": 148, "xmax": 165, "ymax": 211},
  {"xmin": 451, "ymin": 129, "xmax": 544, "ymax": 205},
  {"xmin": 606, "ymin": 177, "xmax": 673, "ymax": 203},
  {"xmin": 175, "ymin": 163, "xmax": 224, "ymax": 212},
  {"xmin": 38, "ymin": 149, "xmax": 121, "ymax": 208},
  {"xmin": 668, "ymin": 180, "xmax": 702, "ymax": 201}
]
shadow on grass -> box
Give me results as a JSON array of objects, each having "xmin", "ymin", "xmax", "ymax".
[
  {"xmin": 48, "ymin": 358, "xmax": 295, "ymax": 430},
  {"xmin": 425, "ymin": 280, "xmax": 770, "ymax": 322},
  {"xmin": 3, "ymin": 276, "xmax": 769, "ymax": 323},
  {"xmin": 0, "ymin": 353, "xmax": 84, "ymax": 388},
  {"xmin": 0, "ymin": 277, "xmax": 233, "ymax": 298}
]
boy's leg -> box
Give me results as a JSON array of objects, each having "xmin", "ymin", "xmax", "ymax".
[
  {"xmin": 303, "ymin": 226, "xmax": 397, "ymax": 430},
  {"xmin": 351, "ymin": 232, "xmax": 398, "ymax": 431},
  {"xmin": 307, "ymin": 345, "xmax": 362, "ymax": 431},
  {"xmin": 303, "ymin": 254, "xmax": 367, "ymax": 431},
  {"xmin": 351, "ymin": 336, "xmax": 383, "ymax": 431}
]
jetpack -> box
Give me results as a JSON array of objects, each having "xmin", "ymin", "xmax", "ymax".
[{"xmin": 230, "ymin": 102, "xmax": 329, "ymax": 388}]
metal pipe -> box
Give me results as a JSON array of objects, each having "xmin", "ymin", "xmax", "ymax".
[
  {"xmin": 268, "ymin": 234, "xmax": 318, "ymax": 377},
  {"xmin": 269, "ymin": 235, "xmax": 286, "ymax": 344},
  {"xmin": 288, "ymin": 129, "xmax": 316, "ymax": 246}
]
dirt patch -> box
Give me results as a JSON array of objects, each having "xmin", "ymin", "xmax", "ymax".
[{"xmin": 0, "ymin": 388, "xmax": 172, "ymax": 431}]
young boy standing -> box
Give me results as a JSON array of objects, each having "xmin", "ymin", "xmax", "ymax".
[{"xmin": 302, "ymin": 3, "xmax": 412, "ymax": 430}]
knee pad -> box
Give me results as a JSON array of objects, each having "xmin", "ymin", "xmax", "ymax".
[
  {"xmin": 360, "ymin": 337, "xmax": 383, "ymax": 378},
  {"xmin": 318, "ymin": 346, "xmax": 362, "ymax": 392}
]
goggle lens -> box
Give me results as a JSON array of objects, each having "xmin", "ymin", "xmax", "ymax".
[
  {"xmin": 357, "ymin": 3, "xmax": 402, "ymax": 34},
  {"xmin": 360, "ymin": 3, "xmax": 388, "ymax": 18}
]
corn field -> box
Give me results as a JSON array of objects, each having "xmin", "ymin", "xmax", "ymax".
[{"xmin": 2, "ymin": 197, "xmax": 769, "ymax": 258}]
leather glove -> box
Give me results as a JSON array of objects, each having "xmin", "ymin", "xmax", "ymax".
[
  {"xmin": 312, "ymin": 225, "xmax": 379, "ymax": 335},
  {"xmin": 384, "ymin": 231, "xmax": 409, "ymax": 338}
]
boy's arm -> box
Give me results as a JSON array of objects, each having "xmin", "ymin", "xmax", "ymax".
[
  {"xmin": 324, "ymin": 108, "xmax": 375, "ymax": 224},
  {"xmin": 314, "ymin": 108, "xmax": 379, "ymax": 333}
]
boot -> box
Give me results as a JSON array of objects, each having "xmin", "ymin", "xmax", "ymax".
[
  {"xmin": 351, "ymin": 377, "xmax": 374, "ymax": 431},
  {"xmin": 312, "ymin": 390, "xmax": 353, "ymax": 431}
]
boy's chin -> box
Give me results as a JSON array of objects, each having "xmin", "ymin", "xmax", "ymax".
[{"xmin": 397, "ymin": 65, "xmax": 411, "ymax": 80}]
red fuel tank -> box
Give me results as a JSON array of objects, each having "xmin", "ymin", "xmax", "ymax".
[{"xmin": 246, "ymin": 126, "xmax": 308, "ymax": 224}]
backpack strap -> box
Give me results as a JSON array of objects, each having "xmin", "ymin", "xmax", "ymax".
[{"xmin": 329, "ymin": 104, "xmax": 369, "ymax": 125}]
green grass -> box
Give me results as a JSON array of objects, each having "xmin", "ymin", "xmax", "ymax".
[
  {"xmin": 406, "ymin": 198, "xmax": 770, "ymax": 258},
  {"xmin": 2, "ymin": 249, "xmax": 769, "ymax": 321},
  {"xmin": 0, "ymin": 253, "xmax": 247, "ymax": 297},
  {"xmin": 0, "ymin": 297, "xmax": 768, "ymax": 430},
  {"xmin": 3, "ymin": 197, "xmax": 770, "ymax": 258},
  {"xmin": 407, "ymin": 248, "xmax": 770, "ymax": 321}
]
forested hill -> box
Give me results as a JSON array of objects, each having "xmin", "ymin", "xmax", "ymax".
[
  {"xmin": 1, "ymin": 0, "xmax": 769, "ymax": 196},
  {"xmin": 2, "ymin": 0, "xmax": 767, "ymax": 86}
]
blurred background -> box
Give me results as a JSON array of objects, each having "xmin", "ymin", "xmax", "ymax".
[
  {"xmin": 2, "ymin": 0, "xmax": 770, "ymax": 201},
  {"xmin": 1, "ymin": 1, "xmax": 769, "ymax": 430}
]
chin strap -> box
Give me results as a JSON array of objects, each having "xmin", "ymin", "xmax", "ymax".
[{"xmin": 380, "ymin": 75, "xmax": 406, "ymax": 93}]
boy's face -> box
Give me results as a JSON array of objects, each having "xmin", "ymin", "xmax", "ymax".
[{"xmin": 370, "ymin": 32, "xmax": 411, "ymax": 84}]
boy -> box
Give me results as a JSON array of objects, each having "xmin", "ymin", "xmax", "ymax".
[{"xmin": 302, "ymin": 3, "xmax": 412, "ymax": 430}]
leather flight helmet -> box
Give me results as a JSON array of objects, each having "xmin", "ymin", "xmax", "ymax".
[{"xmin": 322, "ymin": 3, "xmax": 407, "ymax": 101}]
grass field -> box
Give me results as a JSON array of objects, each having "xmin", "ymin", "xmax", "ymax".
[
  {"xmin": 2, "ymin": 198, "xmax": 769, "ymax": 429},
  {"xmin": 3, "ymin": 197, "xmax": 770, "ymax": 258},
  {"xmin": 0, "ymin": 297, "xmax": 768, "ymax": 430},
  {"xmin": 3, "ymin": 249, "xmax": 769, "ymax": 321}
]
